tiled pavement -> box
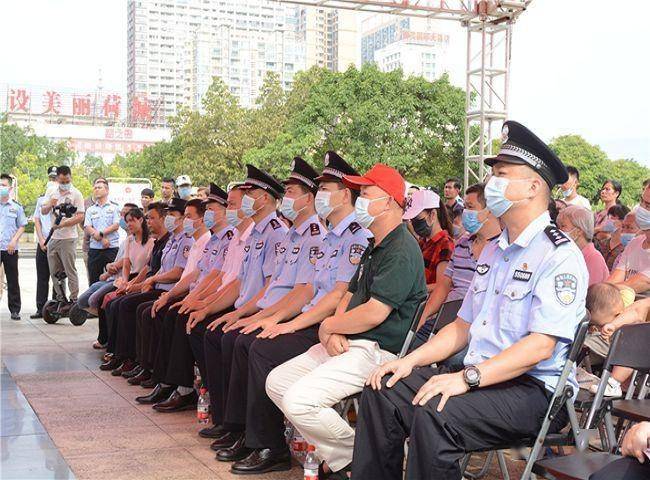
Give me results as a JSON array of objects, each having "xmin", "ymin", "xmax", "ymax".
[{"xmin": 1, "ymin": 258, "xmax": 524, "ymax": 479}]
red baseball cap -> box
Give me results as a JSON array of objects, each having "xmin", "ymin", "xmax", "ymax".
[{"xmin": 343, "ymin": 164, "xmax": 406, "ymax": 207}]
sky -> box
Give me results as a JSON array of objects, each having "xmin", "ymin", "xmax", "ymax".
[{"xmin": 1, "ymin": 0, "xmax": 648, "ymax": 164}]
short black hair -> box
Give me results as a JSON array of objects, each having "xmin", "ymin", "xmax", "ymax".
[
  {"xmin": 147, "ymin": 201, "xmax": 166, "ymax": 217},
  {"xmin": 465, "ymin": 183, "xmax": 486, "ymax": 208},
  {"xmin": 445, "ymin": 177, "xmax": 462, "ymax": 190},
  {"xmin": 566, "ymin": 166, "xmax": 579, "ymax": 180},
  {"xmin": 123, "ymin": 202, "xmax": 139, "ymax": 210},
  {"xmin": 94, "ymin": 177, "xmax": 108, "ymax": 186},
  {"xmin": 607, "ymin": 204, "xmax": 630, "ymax": 220},
  {"xmin": 162, "ymin": 177, "xmax": 175, "ymax": 185},
  {"xmin": 141, "ymin": 188, "xmax": 155, "ymax": 197},
  {"xmin": 0, "ymin": 173, "xmax": 12, "ymax": 185},
  {"xmin": 186, "ymin": 198, "xmax": 206, "ymax": 216},
  {"xmin": 57, "ymin": 165, "xmax": 72, "ymax": 176}
]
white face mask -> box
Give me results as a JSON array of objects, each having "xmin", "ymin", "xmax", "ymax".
[
  {"xmin": 241, "ymin": 194, "xmax": 260, "ymax": 218},
  {"xmin": 280, "ymin": 192, "xmax": 309, "ymax": 222},
  {"xmin": 636, "ymin": 206, "xmax": 650, "ymax": 231},
  {"xmin": 484, "ymin": 176, "xmax": 533, "ymax": 218},
  {"xmin": 315, "ymin": 190, "xmax": 343, "ymax": 219},
  {"xmin": 354, "ymin": 196, "xmax": 388, "ymax": 229}
]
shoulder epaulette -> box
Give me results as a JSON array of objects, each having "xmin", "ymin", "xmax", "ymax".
[
  {"xmin": 310, "ymin": 223, "xmax": 321, "ymax": 236},
  {"xmin": 348, "ymin": 222, "xmax": 361, "ymax": 234},
  {"xmin": 544, "ymin": 225, "xmax": 570, "ymax": 247},
  {"xmin": 269, "ymin": 218, "xmax": 281, "ymax": 230}
]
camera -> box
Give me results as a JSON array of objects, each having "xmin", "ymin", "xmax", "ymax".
[{"xmin": 52, "ymin": 202, "xmax": 78, "ymax": 218}]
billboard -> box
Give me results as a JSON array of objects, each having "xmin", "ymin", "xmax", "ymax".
[{"xmin": 107, "ymin": 178, "xmax": 152, "ymax": 208}]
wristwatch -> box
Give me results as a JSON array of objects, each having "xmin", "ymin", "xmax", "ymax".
[{"xmin": 463, "ymin": 365, "xmax": 481, "ymax": 389}]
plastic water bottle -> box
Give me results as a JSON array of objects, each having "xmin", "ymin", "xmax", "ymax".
[
  {"xmin": 291, "ymin": 432, "xmax": 308, "ymax": 465},
  {"xmin": 193, "ymin": 365, "xmax": 202, "ymax": 392},
  {"xmin": 303, "ymin": 445, "xmax": 318, "ymax": 480},
  {"xmin": 197, "ymin": 387, "xmax": 210, "ymax": 424}
]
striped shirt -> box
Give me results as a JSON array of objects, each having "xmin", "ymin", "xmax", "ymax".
[{"xmin": 443, "ymin": 233, "xmax": 479, "ymax": 301}]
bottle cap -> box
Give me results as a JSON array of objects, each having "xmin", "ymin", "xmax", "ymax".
[
  {"xmin": 307, "ymin": 445, "xmax": 315, "ymax": 452},
  {"xmin": 199, "ymin": 387, "xmax": 207, "ymax": 394}
]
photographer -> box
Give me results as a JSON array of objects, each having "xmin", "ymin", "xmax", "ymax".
[
  {"xmin": 84, "ymin": 178, "xmax": 120, "ymax": 284},
  {"xmin": 41, "ymin": 165, "xmax": 85, "ymax": 304}
]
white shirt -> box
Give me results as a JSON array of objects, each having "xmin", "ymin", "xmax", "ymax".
[
  {"xmin": 614, "ymin": 235, "xmax": 650, "ymax": 280},
  {"xmin": 565, "ymin": 194, "xmax": 592, "ymax": 210},
  {"xmin": 220, "ymin": 222, "xmax": 254, "ymax": 289},
  {"xmin": 44, "ymin": 186, "xmax": 86, "ymax": 240},
  {"xmin": 180, "ymin": 230, "xmax": 212, "ymax": 280}
]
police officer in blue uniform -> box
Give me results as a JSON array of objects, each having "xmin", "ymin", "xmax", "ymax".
[
  {"xmin": 84, "ymin": 178, "xmax": 121, "ymax": 284},
  {"xmin": 0, "ymin": 174, "xmax": 27, "ymax": 320},
  {"xmin": 352, "ymin": 121, "xmax": 589, "ymax": 480},
  {"xmin": 181, "ymin": 165, "xmax": 288, "ymax": 433}
]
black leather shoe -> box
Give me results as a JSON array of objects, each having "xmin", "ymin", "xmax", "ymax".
[
  {"xmin": 135, "ymin": 384, "xmax": 174, "ymax": 404},
  {"xmin": 30, "ymin": 311, "xmax": 43, "ymax": 319},
  {"xmin": 216, "ymin": 434, "xmax": 251, "ymax": 462},
  {"xmin": 100, "ymin": 357, "xmax": 121, "ymax": 371},
  {"xmin": 152, "ymin": 389, "xmax": 197, "ymax": 412},
  {"xmin": 140, "ymin": 377, "xmax": 157, "ymax": 388},
  {"xmin": 122, "ymin": 365, "xmax": 142, "ymax": 378},
  {"xmin": 128, "ymin": 369, "xmax": 151, "ymax": 386},
  {"xmin": 112, "ymin": 359, "xmax": 136, "ymax": 377},
  {"xmin": 199, "ymin": 424, "xmax": 227, "ymax": 439},
  {"xmin": 210, "ymin": 431, "xmax": 240, "ymax": 451},
  {"xmin": 10, "ymin": 312, "xmax": 20, "ymax": 321},
  {"xmin": 230, "ymin": 448, "xmax": 292, "ymax": 474}
]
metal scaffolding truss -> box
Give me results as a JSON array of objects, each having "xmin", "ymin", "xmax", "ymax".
[{"xmin": 272, "ymin": 0, "xmax": 532, "ymax": 186}]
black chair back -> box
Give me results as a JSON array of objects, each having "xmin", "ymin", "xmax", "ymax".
[
  {"xmin": 398, "ymin": 297, "xmax": 429, "ymax": 359},
  {"xmin": 603, "ymin": 323, "xmax": 650, "ymax": 371},
  {"xmin": 431, "ymin": 298, "xmax": 463, "ymax": 334}
]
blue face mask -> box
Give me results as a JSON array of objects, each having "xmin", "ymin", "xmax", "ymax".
[
  {"xmin": 0, "ymin": 186, "xmax": 9, "ymax": 197},
  {"xmin": 119, "ymin": 218, "xmax": 128, "ymax": 230},
  {"xmin": 226, "ymin": 208, "xmax": 242, "ymax": 227},
  {"xmin": 620, "ymin": 233, "xmax": 635, "ymax": 247},
  {"xmin": 183, "ymin": 218, "xmax": 197, "ymax": 236},
  {"xmin": 601, "ymin": 220, "xmax": 617, "ymax": 233},
  {"xmin": 164, "ymin": 215, "xmax": 177, "ymax": 232},
  {"xmin": 635, "ymin": 206, "xmax": 650, "ymax": 231},
  {"xmin": 203, "ymin": 210, "xmax": 216, "ymax": 230},
  {"xmin": 178, "ymin": 186, "xmax": 192, "ymax": 199},
  {"xmin": 241, "ymin": 194, "xmax": 259, "ymax": 218},
  {"xmin": 484, "ymin": 176, "xmax": 531, "ymax": 218},
  {"xmin": 561, "ymin": 188, "xmax": 573, "ymax": 198},
  {"xmin": 59, "ymin": 183, "xmax": 72, "ymax": 192},
  {"xmin": 280, "ymin": 193, "xmax": 309, "ymax": 222},
  {"xmin": 461, "ymin": 209, "xmax": 486, "ymax": 235}
]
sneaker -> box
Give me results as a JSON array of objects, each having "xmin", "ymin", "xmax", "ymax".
[
  {"xmin": 589, "ymin": 377, "xmax": 622, "ymax": 397},
  {"xmin": 577, "ymin": 367, "xmax": 600, "ymax": 390}
]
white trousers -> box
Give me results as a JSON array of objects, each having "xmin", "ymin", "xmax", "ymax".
[{"xmin": 266, "ymin": 339, "xmax": 396, "ymax": 471}]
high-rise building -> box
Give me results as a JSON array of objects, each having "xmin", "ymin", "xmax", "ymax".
[
  {"xmin": 127, "ymin": 0, "xmax": 305, "ymax": 121},
  {"xmin": 361, "ymin": 15, "xmax": 450, "ymax": 81},
  {"xmin": 299, "ymin": 8, "xmax": 358, "ymax": 72}
]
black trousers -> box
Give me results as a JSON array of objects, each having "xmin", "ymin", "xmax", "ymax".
[
  {"xmin": 352, "ymin": 367, "xmax": 567, "ymax": 480},
  {"xmin": 134, "ymin": 301, "xmax": 156, "ymax": 367},
  {"xmin": 243, "ymin": 326, "xmax": 320, "ymax": 450},
  {"xmin": 35, "ymin": 246, "xmax": 51, "ymax": 312},
  {"xmin": 589, "ymin": 457, "xmax": 650, "ymax": 480},
  {"xmin": 1, "ymin": 250, "xmax": 20, "ymax": 314},
  {"xmin": 87, "ymin": 248, "xmax": 118, "ymax": 285},
  {"xmin": 109, "ymin": 290, "xmax": 163, "ymax": 357}
]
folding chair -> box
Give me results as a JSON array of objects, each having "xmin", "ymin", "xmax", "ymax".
[
  {"xmin": 428, "ymin": 298, "xmax": 464, "ymax": 335},
  {"xmin": 533, "ymin": 323, "xmax": 650, "ymax": 480},
  {"xmin": 460, "ymin": 315, "xmax": 591, "ymax": 480}
]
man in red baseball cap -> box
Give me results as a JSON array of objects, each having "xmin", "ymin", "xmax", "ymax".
[{"xmin": 266, "ymin": 163, "xmax": 427, "ymax": 477}]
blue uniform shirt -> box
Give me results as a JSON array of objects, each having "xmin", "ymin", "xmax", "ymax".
[
  {"xmin": 33, "ymin": 196, "xmax": 53, "ymax": 241},
  {"xmin": 156, "ymin": 231, "xmax": 194, "ymax": 291},
  {"xmin": 303, "ymin": 213, "xmax": 372, "ymax": 312},
  {"xmin": 191, "ymin": 225, "xmax": 234, "ymax": 289},
  {"xmin": 84, "ymin": 201, "xmax": 121, "ymax": 249},
  {"xmin": 0, "ymin": 199, "xmax": 27, "ymax": 251},
  {"xmin": 257, "ymin": 214, "xmax": 326, "ymax": 310},
  {"xmin": 235, "ymin": 212, "xmax": 288, "ymax": 309},
  {"xmin": 458, "ymin": 211, "xmax": 588, "ymax": 393}
]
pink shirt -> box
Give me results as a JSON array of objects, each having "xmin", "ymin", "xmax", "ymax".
[
  {"xmin": 181, "ymin": 231, "xmax": 212, "ymax": 280},
  {"xmin": 220, "ymin": 222, "xmax": 254, "ymax": 290},
  {"xmin": 124, "ymin": 236, "xmax": 155, "ymax": 273},
  {"xmin": 582, "ymin": 242, "xmax": 610, "ymax": 286}
]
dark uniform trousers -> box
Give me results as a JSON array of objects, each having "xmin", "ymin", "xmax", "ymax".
[
  {"xmin": 224, "ymin": 325, "xmax": 320, "ymax": 451},
  {"xmin": 351, "ymin": 367, "xmax": 568, "ymax": 480},
  {"xmin": 135, "ymin": 302, "xmax": 159, "ymax": 370},
  {"xmin": 35, "ymin": 246, "xmax": 51, "ymax": 312},
  {"xmin": 1, "ymin": 251, "xmax": 20, "ymax": 314},
  {"xmin": 87, "ymin": 247, "xmax": 118, "ymax": 285},
  {"xmin": 106, "ymin": 290, "xmax": 163, "ymax": 356},
  {"xmin": 589, "ymin": 457, "xmax": 650, "ymax": 480}
]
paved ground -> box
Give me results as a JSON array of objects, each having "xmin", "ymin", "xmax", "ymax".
[{"xmin": 1, "ymin": 257, "xmax": 523, "ymax": 479}]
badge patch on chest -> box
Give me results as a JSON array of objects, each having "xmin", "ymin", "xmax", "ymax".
[
  {"xmin": 255, "ymin": 241, "xmax": 264, "ymax": 250},
  {"xmin": 309, "ymin": 246, "xmax": 319, "ymax": 265},
  {"xmin": 182, "ymin": 245, "xmax": 190, "ymax": 258},
  {"xmin": 513, "ymin": 269, "xmax": 532, "ymax": 282},
  {"xmin": 349, "ymin": 244, "xmax": 365, "ymax": 265},
  {"xmin": 476, "ymin": 264, "xmax": 490, "ymax": 275},
  {"xmin": 555, "ymin": 273, "xmax": 578, "ymax": 305}
]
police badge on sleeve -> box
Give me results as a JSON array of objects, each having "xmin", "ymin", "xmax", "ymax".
[
  {"xmin": 554, "ymin": 273, "xmax": 577, "ymax": 305},
  {"xmin": 349, "ymin": 244, "xmax": 365, "ymax": 265}
]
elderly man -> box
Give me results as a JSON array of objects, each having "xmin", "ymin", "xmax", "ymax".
[{"xmin": 556, "ymin": 205, "xmax": 609, "ymax": 285}]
